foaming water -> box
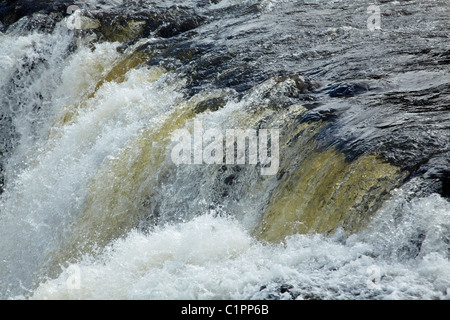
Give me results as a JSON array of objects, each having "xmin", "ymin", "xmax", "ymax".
[
  {"xmin": 0, "ymin": 26, "xmax": 184, "ymax": 296},
  {"xmin": 1, "ymin": 0, "xmax": 449, "ymax": 300},
  {"xmin": 28, "ymin": 191, "xmax": 450, "ymax": 300}
]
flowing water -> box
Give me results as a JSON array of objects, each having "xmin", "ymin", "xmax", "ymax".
[{"xmin": 0, "ymin": 0, "xmax": 449, "ymax": 300}]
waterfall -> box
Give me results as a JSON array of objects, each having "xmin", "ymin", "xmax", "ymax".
[{"xmin": 0, "ymin": 0, "xmax": 449, "ymax": 300}]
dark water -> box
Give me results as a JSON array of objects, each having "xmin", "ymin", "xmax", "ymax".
[{"xmin": 0, "ymin": 0, "xmax": 449, "ymax": 299}]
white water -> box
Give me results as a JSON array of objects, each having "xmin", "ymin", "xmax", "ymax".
[
  {"xmin": 0, "ymin": 25, "xmax": 186, "ymax": 296},
  {"xmin": 1, "ymin": 13, "xmax": 449, "ymax": 300},
  {"xmin": 27, "ymin": 191, "xmax": 450, "ymax": 300}
]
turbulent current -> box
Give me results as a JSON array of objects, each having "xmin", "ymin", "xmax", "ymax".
[{"xmin": 0, "ymin": 0, "xmax": 449, "ymax": 300}]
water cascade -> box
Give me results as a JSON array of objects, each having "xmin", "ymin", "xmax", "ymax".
[{"xmin": 0, "ymin": 0, "xmax": 449, "ymax": 300}]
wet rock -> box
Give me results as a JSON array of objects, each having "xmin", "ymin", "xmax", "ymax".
[
  {"xmin": 89, "ymin": 6, "xmax": 206, "ymax": 44},
  {"xmin": 274, "ymin": 74, "xmax": 319, "ymax": 94},
  {"xmin": 194, "ymin": 97, "xmax": 227, "ymax": 114},
  {"xmin": 0, "ymin": 0, "xmax": 71, "ymax": 31},
  {"xmin": 93, "ymin": 16, "xmax": 147, "ymax": 43},
  {"xmin": 298, "ymin": 109, "xmax": 339, "ymax": 123},
  {"xmin": 156, "ymin": 14, "xmax": 204, "ymax": 39},
  {"xmin": 326, "ymin": 82, "xmax": 371, "ymax": 98},
  {"xmin": 414, "ymin": 153, "xmax": 450, "ymax": 199}
]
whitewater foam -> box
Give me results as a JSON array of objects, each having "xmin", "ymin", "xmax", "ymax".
[{"xmin": 27, "ymin": 192, "xmax": 450, "ymax": 300}]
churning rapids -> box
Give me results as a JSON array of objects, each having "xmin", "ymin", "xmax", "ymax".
[{"xmin": 0, "ymin": 0, "xmax": 449, "ymax": 300}]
